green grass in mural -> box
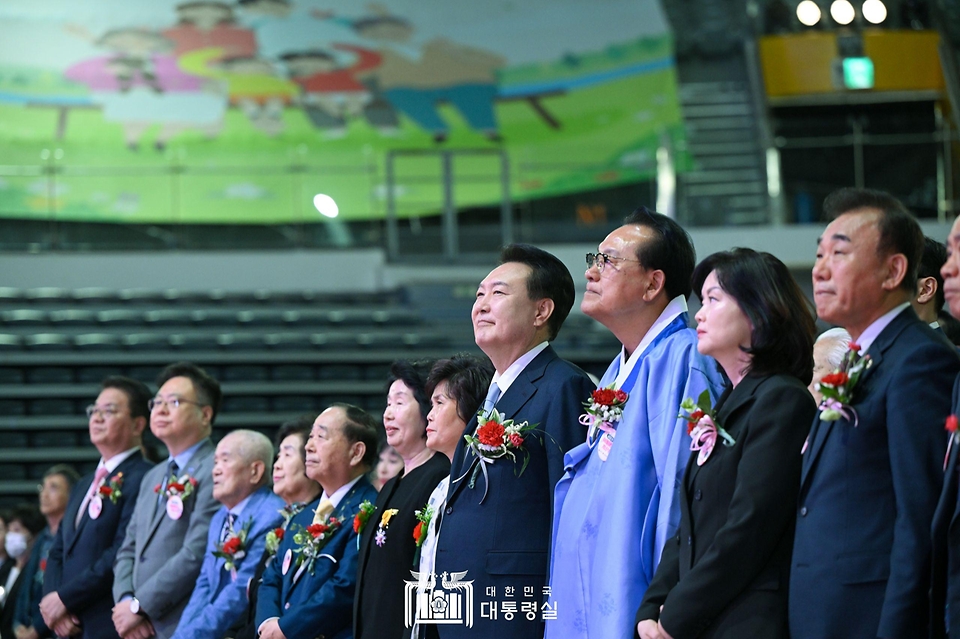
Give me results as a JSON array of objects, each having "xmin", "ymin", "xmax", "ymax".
[{"xmin": 0, "ymin": 53, "xmax": 685, "ymax": 223}]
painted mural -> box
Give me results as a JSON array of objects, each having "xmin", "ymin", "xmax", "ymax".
[{"xmin": 0, "ymin": 0, "xmax": 681, "ymax": 223}]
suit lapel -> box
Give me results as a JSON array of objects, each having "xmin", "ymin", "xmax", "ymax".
[
  {"xmin": 685, "ymin": 380, "xmax": 748, "ymax": 487},
  {"xmin": 356, "ymin": 476, "xmax": 392, "ymax": 586},
  {"xmin": 64, "ymin": 474, "xmax": 94, "ymax": 554},
  {"xmin": 801, "ymin": 310, "xmax": 916, "ymax": 488},
  {"xmin": 144, "ymin": 439, "xmax": 213, "ymax": 548}
]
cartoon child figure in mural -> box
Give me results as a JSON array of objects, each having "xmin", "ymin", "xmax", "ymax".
[
  {"xmin": 62, "ymin": 1, "xmax": 509, "ymax": 148},
  {"xmin": 64, "ymin": 25, "xmax": 228, "ymax": 151},
  {"xmin": 324, "ymin": 4, "xmax": 507, "ymax": 142}
]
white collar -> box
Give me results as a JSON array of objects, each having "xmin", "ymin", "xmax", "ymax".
[
  {"xmin": 99, "ymin": 447, "xmax": 140, "ymax": 474},
  {"xmin": 615, "ymin": 295, "xmax": 688, "ymax": 389},
  {"xmin": 856, "ymin": 302, "xmax": 910, "ymax": 354},
  {"xmin": 321, "ymin": 475, "xmax": 362, "ymax": 509},
  {"xmin": 491, "ymin": 341, "xmax": 549, "ymax": 394}
]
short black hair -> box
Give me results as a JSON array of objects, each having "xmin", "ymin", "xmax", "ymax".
[
  {"xmin": 426, "ymin": 354, "xmax": 495, "ymax": 424},
  {"xmin": 44, "ymin": 464, "xmax": 81, "ymax": 490},
  {"xmin": 386, "ymin": 359, "xmax": 434, "ymax": 424},
  {"xmin": 156, "ymin": 362, "xmax": 223, "ymax": 424},
  {"xmin": 330, "ymin": 403, "xmax": 380, "ymax": 469},
  {"xmin": 275, "ymin": 415, "xmax": 316, "ymax": 464},
  {"xmin": 823, "ymin": 187, "xmax": 924, "ymax": 292},
  {"xmin": 499, "ymin": 243, "xmax": 575, "ymax": 340},
  {"xmin": 693, "ymin": 248, "xmax": 816, "ymax": 384},
  {"xmin": 920, "ymin": 236, "xmax": 948, "ymax": 313},
  {"xmin": 622, "ymin": 206, "xmax": 697, "ymax": 300},
  {"xmin": 10, "ymin": 503, "xmax": 45, "ymax": 536},
  {"xmin": 279, "ymin": 50, "xmax": 335, "ymax": 63},
  {"xmin": 101, "ymin": 375, "xmax": 151, "ymax": 420}
]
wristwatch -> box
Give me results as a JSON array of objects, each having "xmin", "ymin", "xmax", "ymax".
[{"xmin": 129, "ymin": 597, "xmax": 141, "ymax": 615}]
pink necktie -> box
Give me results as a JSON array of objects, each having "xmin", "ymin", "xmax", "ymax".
[{"xmin": 76, "ymin": 466, "xmax": 109, "ymax": 527}]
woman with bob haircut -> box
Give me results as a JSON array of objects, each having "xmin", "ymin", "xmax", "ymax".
[
  {"xmin": 354, "ymin": 359, "xmax": 450, "ymax": 639},
  {"xmin": 636, "ymin": 248, "xmax": 817, "ymax": 639}
]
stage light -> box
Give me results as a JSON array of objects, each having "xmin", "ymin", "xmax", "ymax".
[
  {"xmin": 796, "ymin": 0, "xmax": 822, "ymax": 25},
  {"xmin": 862, "ymin": 0, "xmax": 887, "ymax": 23},
  {"xmin": 313, "ymin": 193, "xmax": 339, "ymax": 218},
  {"xmin": 830, "ymin": 0, "xmax": 855, "ymax": 24}
]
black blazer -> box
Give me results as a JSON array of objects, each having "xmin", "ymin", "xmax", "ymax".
[
  {"xmin": 433, "ymin": 345, "xmax": 594, "ymax": 639},
  {"xmin": 43, "ymin": 452, "xmax": 153, "ymax": 639},
  {"xmin": 637, "ymin": 373, "xmax": 815, "ymax": 639},
  {"xmin": 790, "ymin": 307, "xmax": 960, "ymax": 639},
  {"xmin": 354, "ymin": 453, "xmax": 450, "ymax": 639}
]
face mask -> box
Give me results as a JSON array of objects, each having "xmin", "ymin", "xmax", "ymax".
[{"xmin": 5, "ymin": 532, "xmax": 27, "ymax": 560}]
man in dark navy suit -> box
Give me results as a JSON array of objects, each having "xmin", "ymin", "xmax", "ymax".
[
  {"xmin": 41, "ymin": 376, "xmax": 154, "ymax": 639},
  {"xmin": 431, "ymin": 244, "xmax": 595, "ymax": 639},
  {"xmin": 789, "ymin": 188, "xmax": 960, "ymax": 639},
  {"xmin": 931, "ymin": 214, "xmax": 960, "ymax": 638},
  {"xmin": 256, "ymin": 404, "xmax": 379, "ymax": 639}
]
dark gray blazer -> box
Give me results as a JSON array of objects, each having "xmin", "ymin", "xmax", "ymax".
[{"xmin": 112, "ymin": 439, "xmax": 219, "ymax": 639}]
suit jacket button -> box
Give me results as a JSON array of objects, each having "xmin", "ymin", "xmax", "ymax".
[
  {"xmin": 687, "ymin": 536, "xmax": 692, "ymax": 545},
  {"xmin": 800, "ymin": 506, "xmax": 808, "ymax": 516},
  {"xmin": 445, "ymin": 506, "xmax": 453, "ymax": 515},
  {"xmin": 285, "ymin": 602, "xmax": 291, "ymax": 610},
  {"xmin": 694, "ymin": 489, "xmax": 702, "ymax": 501}
]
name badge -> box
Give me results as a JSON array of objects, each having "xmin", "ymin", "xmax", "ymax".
[
  {"xmin": 597, "ymin": 431, "xmax": 615, "ymax": 462},
  {"xmin": 88, "ymin": 495, "xmax": 103, "ymax": 520},
  {"xmin": 166, "ymin": 495, "xmax": 184, "ymax": 520},
  {"xmin": 282, "ymin": 549, "xmax": 292, "ymax": 575}
]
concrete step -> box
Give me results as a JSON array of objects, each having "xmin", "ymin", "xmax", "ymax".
[
  {"xmin": 687, "ymin": 141, "xmax": 762, "ymax": 155},
  {"xmin": 684, "ymin": 181, "xmax": 767, "ymax": 197},
  {"xmin": 696, "ymin": 154, "xmax": 764, "ymax": 169},
  {"xmin": 681, "ymin": 103, "xmax": 753, "ymax": 118},
  {"xmin": 682, "ymin": 169, "xmax": 765, "ymax": 183},
  {"xmin": 686, "ymin": 116, "xmax": 756, "ymax": 131}
]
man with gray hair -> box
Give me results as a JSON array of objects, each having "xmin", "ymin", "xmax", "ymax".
[
  {"xmin": 171, "ymin": 430, "xmax": 284, "ymax": 639},
  {"xmin": 808, "ymin": 327, "xmax": 852, "ymax": 405}
]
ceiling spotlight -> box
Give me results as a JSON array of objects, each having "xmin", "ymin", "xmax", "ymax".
[
  {"xmin": 830, "ymin": 0, "xmax": 856, "ymax": 24},
  {"xmin": 313, "ymin": 193, "xmax": 339, "ymax": 218},
  {"xmin": 862, "ymin": 0, "xmax": 887, "ymax": 23},
  {"xmin": 797, "ymin": 0, "xmax": 822, "ymax": 25}
]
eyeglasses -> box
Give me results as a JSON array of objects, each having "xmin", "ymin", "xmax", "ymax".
[
  {"xmin": 148, "ymin": 397, "xmax": 206, "ymax": 412},
  {"xmin": 586, "ymin": 252, "xmax": 642, "ymax": 273},
  {"xmin": 86, "ymin": 405, "xmax": 123, "ymax": 419}
]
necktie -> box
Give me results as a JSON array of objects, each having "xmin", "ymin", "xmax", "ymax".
[
  {"xmin": 481, "ymin": 382, "xmax": 501, "ymax": 417},
  {"xmin": 221, "ymin": 512, "xmax": 237, "ymax": 542},
  {"xmin": 313, "ymin": 498, "xmax": 334, "ymax": 524},
  {"xmin": 76, "ymin": 466, "xmax": 109, "ymax": 527},
  {"xmin": 159, "ymin": 460, "xmax": 179, "ymax": 506}
]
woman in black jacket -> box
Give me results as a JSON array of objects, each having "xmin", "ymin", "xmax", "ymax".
[{"xmin": 636, "ymin": 248, "xmax": 817, "ymax": 639}]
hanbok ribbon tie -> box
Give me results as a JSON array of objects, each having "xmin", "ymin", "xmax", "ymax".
[{"xmin": 580, "ymin": 413, "xmax": 616, "ymax": 446}]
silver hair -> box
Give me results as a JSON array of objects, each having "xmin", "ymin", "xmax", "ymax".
[
  {"xmin": 225, "ymin": 429, "xmax": 274, "ymax": 486},
  {"xmin": 815, "ymin": 327, "xmax": 852, "ymax": 370}
]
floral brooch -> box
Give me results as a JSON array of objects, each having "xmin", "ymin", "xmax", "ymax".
[
  {"xmin": 375, "ymin": 508, "xmax": 399, "ymax": 547},
  {"xmin": 816, "ymin": 342, "xmax": 871, "ymax": 425},
  {"xmin": 154, "ymin": 473, "xmax": 199, "ymax": 520},
  {"xmin": 213, "ymin": 519, "xmax": 251, "ymax": 580},
  {"xmin": 580, "ymin": 385, "xmax": 629, "ymax": 461},
  {"xmin": 680, "ymin": 390, "xmax": 734, "ymax": 466},
  {"xmin": 459, "ymin": 409, "xmax": 536, "ymax": 503}
]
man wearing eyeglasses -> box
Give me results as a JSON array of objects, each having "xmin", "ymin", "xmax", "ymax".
[
  {"xmin": 112, "ymin": 363, "xmax": 221, "ymax": 639},
  {"xmin": 41, "ymin": 376, "xmax": 154, "ymax": 639},
  {"xmin": 548, "ymin": 207, "xmax": 725, "ymax": 639}
]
